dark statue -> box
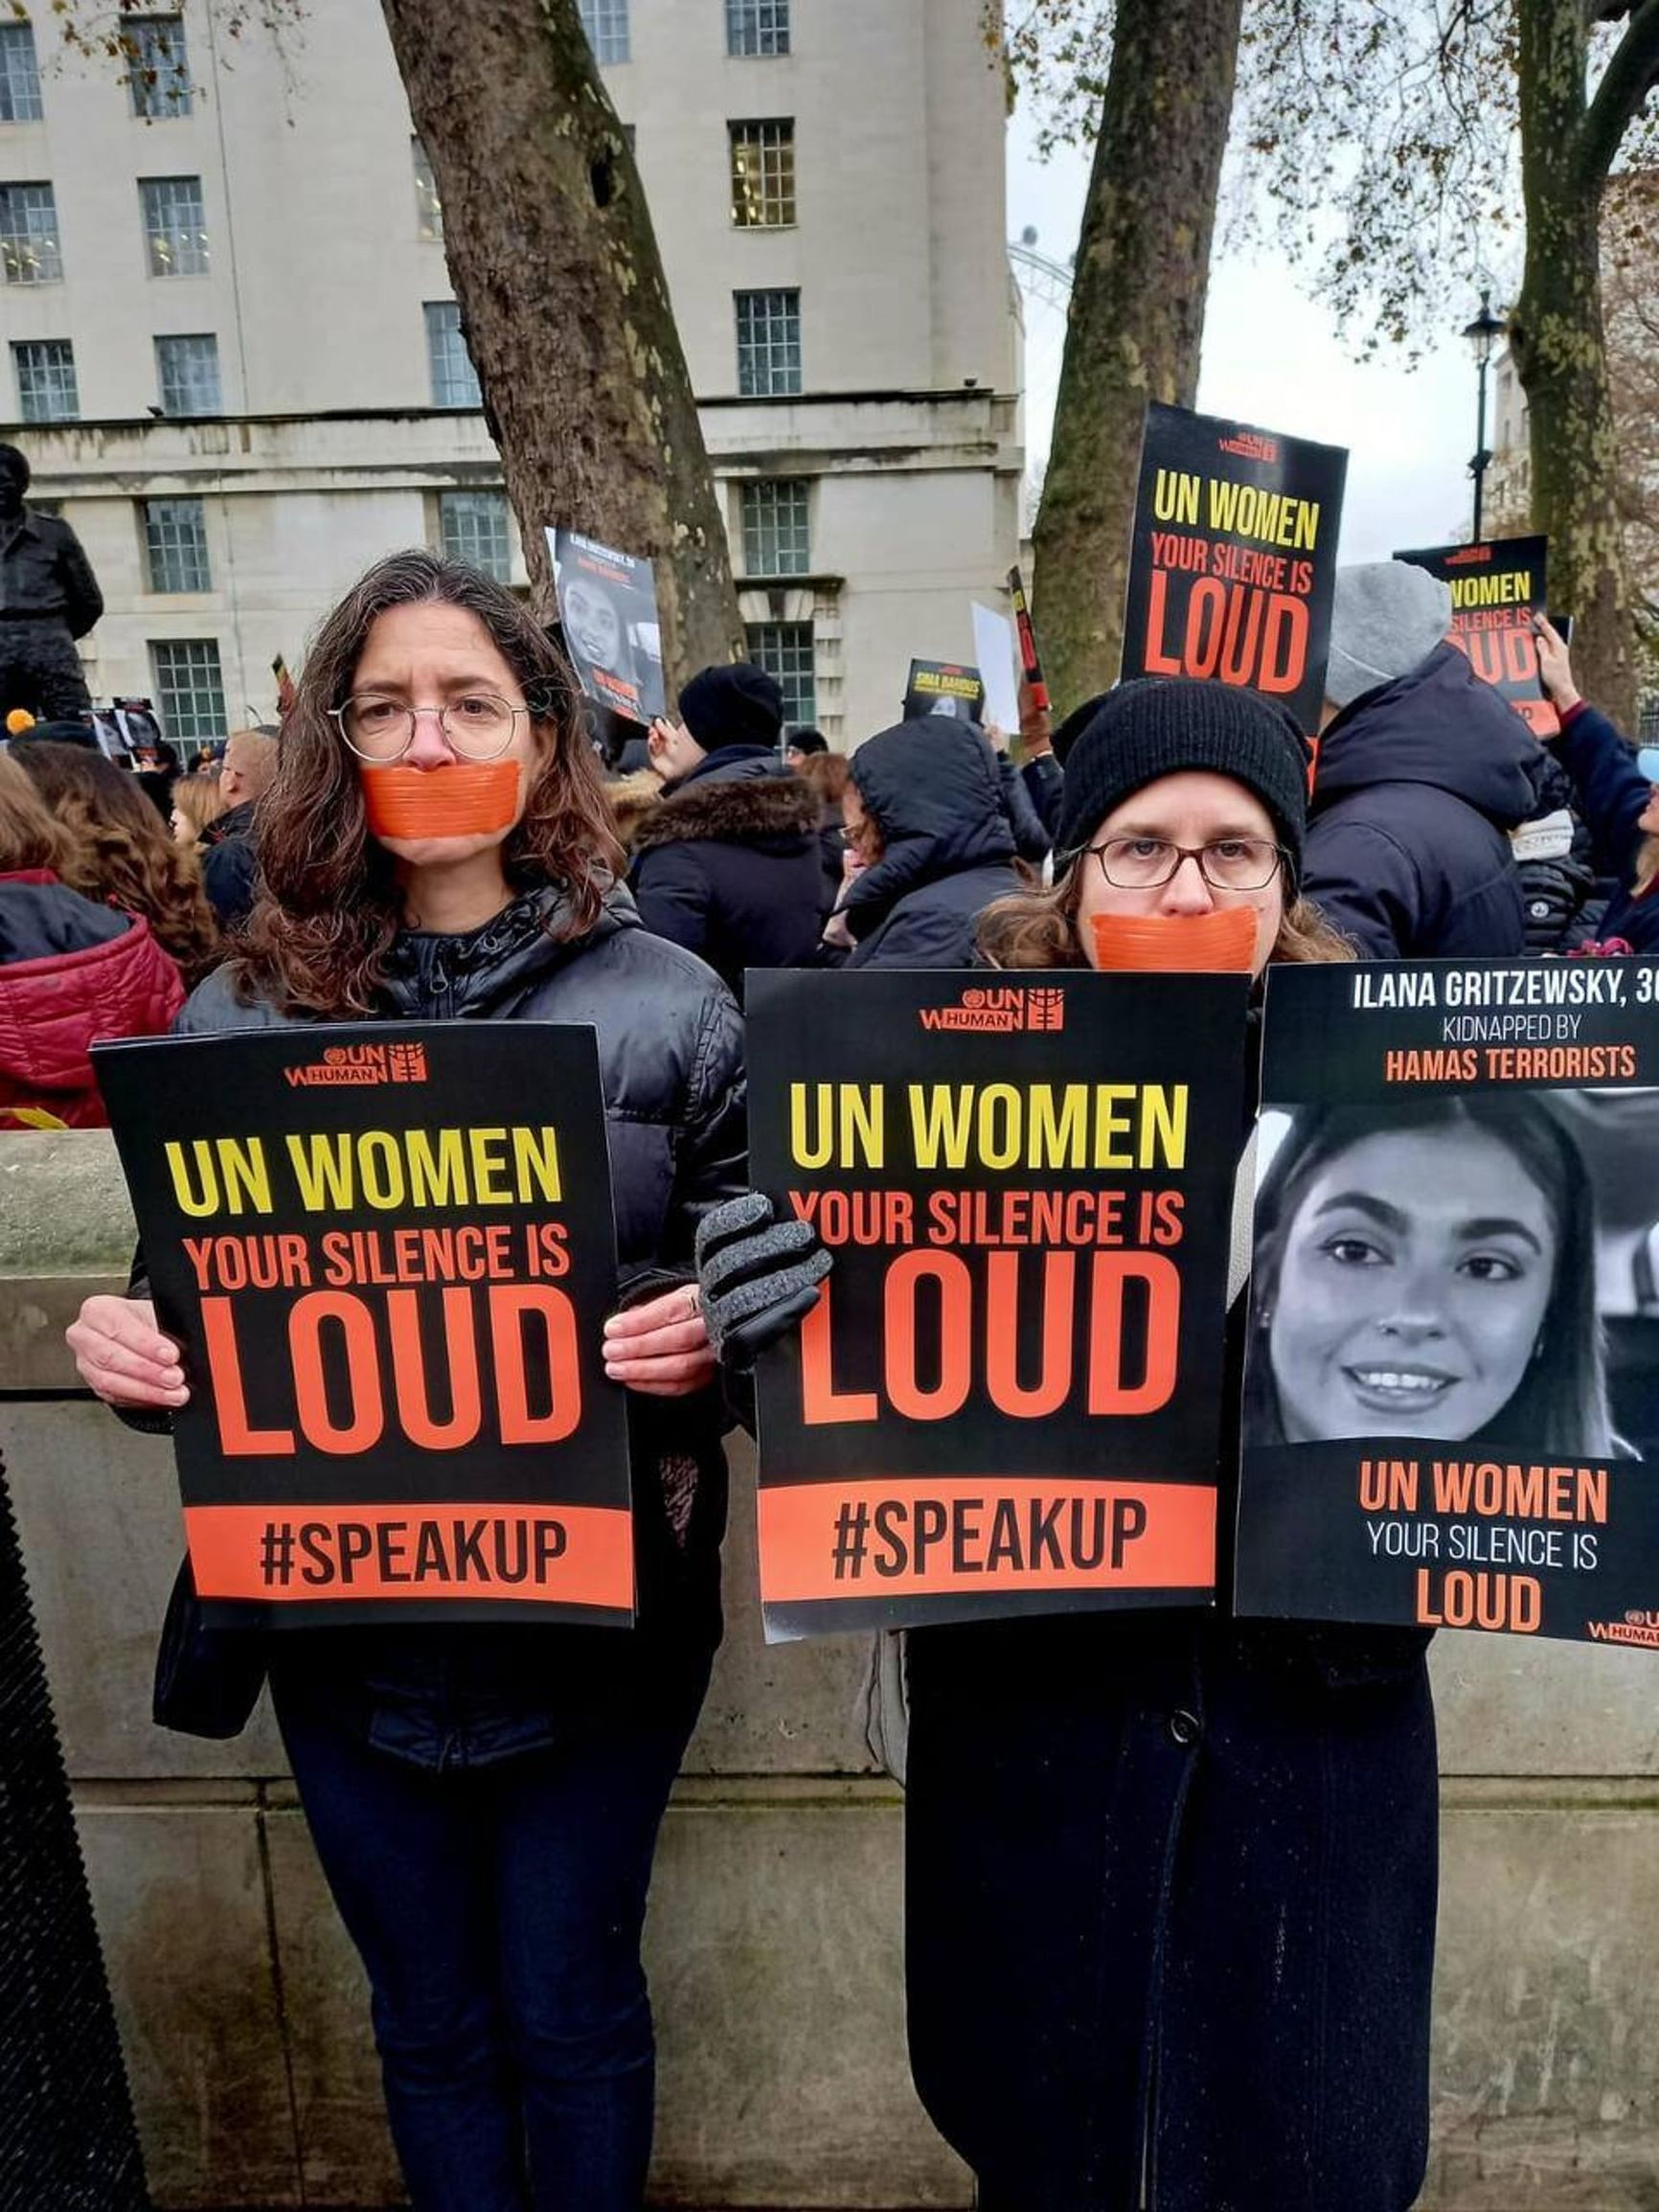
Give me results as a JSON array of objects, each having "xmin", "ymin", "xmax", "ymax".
[{"xmin": 0, "ymin": 443, "xmax": 103, "ymax": 722}]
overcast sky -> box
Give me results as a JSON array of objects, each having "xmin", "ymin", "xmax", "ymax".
[{"xmin": 1006, "ymin": 104, "xmax": 1491, "ymax": 562}]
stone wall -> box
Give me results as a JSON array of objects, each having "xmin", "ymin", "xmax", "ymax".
[{"xmin": 4, "ymin": 1129, "xmax": 1658, "ymax": 2208}]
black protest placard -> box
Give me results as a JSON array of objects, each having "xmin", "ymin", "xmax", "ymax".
[
  {"xmin": 1121, "ymin": 401, "xmax": 1348, "ymax": 733},
  {"xmin": 548, "ymin": 527, "xmax": 667, "ymax": 726},
  {"xmin": 95, "ymin": 1023, "xmax": 631, "ymax": 1629},
  {"xmin": 1235, "ymin": 959, "xmax": 1659, "ymax": 1648},
  {"xmin": 1007, "ymin": 564, "xmax": 1051, "ymax": 713},
  {"xmin": 903, "ymin": 659, "xmax": 986, "ymax": 723},
  {"xmin": 746, "ymin": 969, "xmax": 1250, "ymax": 1640},
  {"xmin": 1397, "ymin": 535, "xmax": 1555, "ymax": 737}
]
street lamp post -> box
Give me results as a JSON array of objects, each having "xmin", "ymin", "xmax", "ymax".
[{"xmin": 1462, "ymin": 289, "xmax": 1506, "ymax": 543}]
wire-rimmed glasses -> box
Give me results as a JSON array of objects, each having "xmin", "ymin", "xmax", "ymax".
[{"xmin": 330, "ymin": 694, "xmax": 527, "ymax": 764}]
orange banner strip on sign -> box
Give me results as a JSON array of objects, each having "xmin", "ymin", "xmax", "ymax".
[
  {"xmin": 758, "ymin": 1476, "xmax": 1215, "ymax": 1605},
  {"xmin": 185, "ymin": 1500, "xmax": 633, "ymax": 1607}
]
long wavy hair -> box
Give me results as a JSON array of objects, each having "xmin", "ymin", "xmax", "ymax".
[
  {"xmin": 11, "ymin": 741, "xmax": 219, "ymax": 981},
  {"xmin": 974, "ymin": 847, "xmax": 1353, "ymax": 970},
  {"xmin": 234, "ymin": 550, "xmax": 625, "ymax": 1017},
  {"xmin": 1245, "ymin": 1097, "xmax": 1612, "ymax": 1455},
  {"xmin": 0, "ymin": 749, "xmax": 69, "ymax": 872}
]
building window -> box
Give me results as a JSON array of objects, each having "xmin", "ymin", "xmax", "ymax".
[
  {"xmin": 577, "ymin": 0, "xmax": 630, "ymax": 64},
  {"xmin": 0, "ymin": 22, "xmax": 44, "ymax": 122},
  {"xmin": 143, "ymin": 497, "xmax": 211, "ymax": 593},
  {"xmin": 424, "ymin": 301, "xmax": 482, "ymax": 409},
  {"xmin": 0, "ymin": 182, "xmax": 61, "ymax": 284},
  {"xmin": 439, "ymin": 490, "xmax": 512, "ymax": 582},
  {"xmin": 150, "ymin": 639, "xmax": 226, "ymax": 746},
  {"xmin": 141, "ymin": 175, "xmax": 209, "ymax": 276},
  {"xmin": 413, "ymin": 138, "xmax": 443, "ymax": 242},
  {"xmin": 727, "ymin": 0, "xmax": 790, "ymax": 57},
  {"xmin": 12, "ymin": 339, "xmax": 78, "ymax": 422},
  {"xmin": 126, "ymin": 14, "xmax": 193, "ymax": 119},
  {"xmin": 740, "ymin": 479, "xmax": 809, "ymax": 575},
  {"xmin": 156, "ymin": 332, "xmax": 221, "ymax": 415},
  {"xmin": 730, "ymin": 119, "xmax": 795, "ymax": 227},
  {"xmin": 735, "ymin": 287, "xmax": 801, "ymax": 397},
  {"xmin": 747, "ymin": 621, "xmax": 815, "ymax": 727}
]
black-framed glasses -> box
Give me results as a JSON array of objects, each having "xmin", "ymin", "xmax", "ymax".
[
  {"xmin": 330, "ymin": 694, "xmax": 527, "ymax": 764},
  {"xmin": 1087, "ymin": 835, "xmax": 1286, "ymax": 892}
]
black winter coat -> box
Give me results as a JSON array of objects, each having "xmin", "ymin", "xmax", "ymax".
[
  {"xmin": 148, "ymin": 884, "xmax": 746, "ymax": 1767},
  {"xmin": 1554, "ymin": 701, "xmax": 1659, "ymax": 952},
  {"xmin": 1304, "ymin": 644, "xmax": 1534, "ymax": 958},
  {"xmin": 842, "ymin": 718, "xmax": 1021, "ymax": 969},
  {"xmin": 903, "ymin": 1001, "xmax": 1437, "ymax": 2211},
  {"xmin": 629, "ymin": 745, "xmax": 825, "ymax": 1000},
  {"xmin": 198, "ymin": 799, "xmax": 260, "ymax": 929}
]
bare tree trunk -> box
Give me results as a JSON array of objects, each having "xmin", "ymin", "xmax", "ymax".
[
  {"xmin": 1031, "ymin": 0, "xmax": 1243, "ymax": 717},
  {"xmin": 1510, "ymin": 0, "xmax": 1653, "ymax": 734},
  {"xmin": 379, "ymin": 0, "xmax": 746, "ymax": 688}
]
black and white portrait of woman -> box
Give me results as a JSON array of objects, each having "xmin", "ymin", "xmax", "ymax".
[
  {"xmin": 1244, "ymin": 1095, "xmax": 1617, "ymax": 1453},
  {"xmin": 548, "ymin": 529, "xmax": 666, "ymax": 724}
]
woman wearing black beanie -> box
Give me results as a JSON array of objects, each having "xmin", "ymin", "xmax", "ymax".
[{"xmin": 898, "ymin": 678, "xmax": 1440, "ymax": 2212}]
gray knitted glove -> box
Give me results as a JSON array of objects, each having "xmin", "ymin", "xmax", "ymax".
[{"xmin": 694, "ymin": 1192, "xmax": 832, "ymax": 1370}]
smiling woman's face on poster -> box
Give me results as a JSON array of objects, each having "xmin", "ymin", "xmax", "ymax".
[
  {"xmin": 1267, "ymin": 1125, "xmax": 1559, "ymax": 1443},
  {"xmin": 563, "ymin": 577, "xmax": 625, "ymax": 675}
]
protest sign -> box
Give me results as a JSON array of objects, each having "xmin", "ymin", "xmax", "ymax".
[
  {"xmin": 903, "ymin": 659, "xmax": 986, "ymax": 723},
  {"xmin": 548, "ymin": 528, "xmax": 667, "ymax": 725},
  {"xmin": 1235, "ymin": 959, "xmax": 1659, "ymax": 1647},
  {"xmin": 95, "ymin": 1022, "xmax": 631, "ymax": 1629},
  {"xmin": 971, "ymin": 604, "xmax": 1020, "ymax": 733},
  {"xmin": 1121, "ymin": 401, "xmax": 1347, "ymax": 733},
  {"xmin": 1007, "ymin": 564, "xmax": 1050, "ymax": 714},
  {"xmin": 91, "ymin": 699, "xmax": 164, "ymax": 764},
  {"xmin": 1396, "ymin": 535, "xmax": 1556, "ymax": 737},
  {"xmin": 746, "ymin": 969, "xmax": 1250, "ymax": 1639}
]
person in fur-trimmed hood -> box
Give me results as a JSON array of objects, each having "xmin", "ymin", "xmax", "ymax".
[{"xmin": 629, "ymin": 663, "xmax": 826, "ymax": 1001}]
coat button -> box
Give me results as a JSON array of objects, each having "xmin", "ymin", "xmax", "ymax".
[{"xmin": 1169, "ymin": 1708, "xmax": 1201, "ymax": 1747}]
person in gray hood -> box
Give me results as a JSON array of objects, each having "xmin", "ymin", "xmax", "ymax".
[{"xmin": 1303, "ymin": 560, "xmax": 1535, "ymax": 958}]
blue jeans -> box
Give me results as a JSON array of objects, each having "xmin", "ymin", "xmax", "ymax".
[{"xmin": 273, "ymin": 1688, "xmax": 701, "ymax": 2211}]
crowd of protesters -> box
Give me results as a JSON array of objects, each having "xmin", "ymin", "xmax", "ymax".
[{"xmin": 0, "ymin": 536, "xmax": 1648, "ymax": 2211}]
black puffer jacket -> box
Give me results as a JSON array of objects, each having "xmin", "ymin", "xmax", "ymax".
[
  {"xmin": 149, "ymin": 882, "xmax": 746, "ymax": 1766},
  {"xmin": 629, "ymin": 744, "xmax": 825, "ymax": 1000},
  {"xmin": 1304, "ymin": 644, "xmax": 1534, "ymax": 958},
  {"xmin": 198, "ymin": 799, "xmax": 259, "ymax": 929},
  {"xmin": 842, "ymin": 718, "xmax": 1021, "ymax": 969}
]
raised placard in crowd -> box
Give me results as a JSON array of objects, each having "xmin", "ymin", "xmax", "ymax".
[
  {"xmin": 95, "ymin": 1023, "xmax": 632, "ymax": 1628},
  {"xmin": 547, "ymin": 527, "xmax": 667, "ymax": 726},
  {"xmin": 746, "ymin": 969, "xmax": 1250, "ymax": 1640},
  {"xmin": 1007, "ymin": 563, "xmax": 1051, "ymax": 713},
  {"xmin": 902, "ymin": 658, "xmax": 987, "ymax": 723},
  {"xmin": 1396, "ymin": 535, "xmax": 1556, "ymax": 737},
  {"xmin": 1121, "ymin": 400, "xmax": 1348, "ymax": 733},
  {"xmin": 971, "ymin": 603, "xmax": 1020, "ymax": 732},
  {"xmin": 1235, "ymin": 959, "xmax": 1659, "ymax": 1647}
]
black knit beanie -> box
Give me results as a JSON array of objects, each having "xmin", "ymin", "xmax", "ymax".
[
  {"xmin": 1053, "ymin": 678, "xmax": 1311, "ymax": 878},
  {"xmin": 678, "ymin": 662, "xmax": 784, "ymax": 751}
]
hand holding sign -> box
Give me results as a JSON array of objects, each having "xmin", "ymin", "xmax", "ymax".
[
  {"xmin": 68, "ymin": 1295, "xmax": 188, "ymax": 1411},
  {"xmin": 1532, "ymin": 613, "xmax": 1579, "ymax": 719},
  {"xmin": 601, "ymin": 1282, "xmax": 716, "ymax": 1396}
]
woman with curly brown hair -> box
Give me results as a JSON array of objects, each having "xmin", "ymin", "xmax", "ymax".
[
  {"xmin": 12, "ymin": 741, "xmax": 219, "ymax": 983},
  {"xmin": 0, "ymin": 750, "xmax": 183, "ymax": 1127},
  {"xmin": 66, "ymin": 550, "xmax": 746, "ymax": 2212}
]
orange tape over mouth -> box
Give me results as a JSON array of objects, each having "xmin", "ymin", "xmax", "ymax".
[
  {"xmin": 1089, "ymin": 907, "xmax": 1259, "ymax": 973},
  {"xmin": 361, "ymin": 762, "xmax": 521, "ymax": 840}
]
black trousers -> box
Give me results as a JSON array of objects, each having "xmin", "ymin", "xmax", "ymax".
[
  {"xmin": 904, "ymin": 1611, "xmax": 1438, "ymax": 2212},
  {"xmin": 0, "ymin": 621, "xmax": 92, "ymax": 719}
]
